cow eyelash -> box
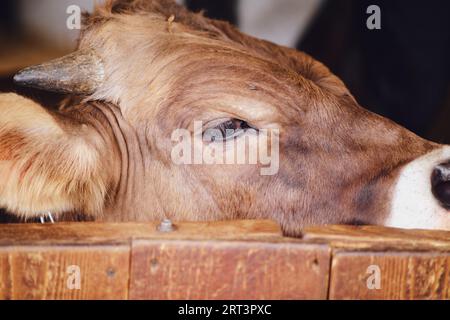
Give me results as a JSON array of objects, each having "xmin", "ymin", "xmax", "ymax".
[{"xmin": 203, "ymin": 119, "xmax": 254, "ymax": 143}]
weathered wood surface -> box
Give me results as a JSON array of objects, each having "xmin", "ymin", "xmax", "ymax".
[
  {"xmin": 0, "ymin": 245, "xmax": 130, "ymax": 300},
  {"xmin": 304, "ymin": 225, "xmax": 450, "ymax": 300},
  {"xmin": 329, "ymin": 251, "xmax": 449, "ymax": 300},
  {"xmin": 303, "ymin": 225, "xmax": 450, "ymax": 251},
  {"xmin": 0, "ymin": 220, "xmax": 282, "ymax": 246},
  {"xmin": 0, "ymin": 221, "xmax": 448, "ymax": 300},
  {"xmin": 0, "ymin": 220, "xmax": 298, "ymax": 300},
  {"xmin": 129, "ymin": 240, "xmax": 330, "ymax": 300}
]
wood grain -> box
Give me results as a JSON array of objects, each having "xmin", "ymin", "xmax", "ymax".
[
  {"xmin": 129, "ymin": 240, "xmax": 330, "ymax": 300},
  {"xmin": 0, "ymin": 245, "xmax": 130, "ymax": 300},
  {"xmin": 0, "ymin": 220, "xmax": 282, "ymax": 246},
  {"xmin": 329, "ymin": 251, "xmax": 450, "ymax": 300},
  {"xmin": 0, "ymin": 222, "xmax": 448, "ymax": 300},
  {"xmin": 303, "ymin": 225, "xmax": 450, "ymax": 251},
  {"xmin": 0, "ymin": 220, "xmax": 287, "ymax": 300}
]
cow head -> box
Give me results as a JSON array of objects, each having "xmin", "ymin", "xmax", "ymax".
[{"xmin": 2, "ymin": 0, "xmax": 449, "ymax": 235}]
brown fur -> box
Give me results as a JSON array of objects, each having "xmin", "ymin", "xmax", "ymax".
[{"xmin": 0, "ymin": 0, "xmax": 441, "ymax": 235}]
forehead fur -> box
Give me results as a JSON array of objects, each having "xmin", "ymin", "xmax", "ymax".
[
  {"xmin": 81, "ymin": 0, "xmax": 345, "ymax": 90},
  {"xmin": 76, "ymin": 0, "xmax": 351, "ymax": 123},
  {"xmin": 83, "ymin": 0, "xmax": 222, "ymax": 37}
]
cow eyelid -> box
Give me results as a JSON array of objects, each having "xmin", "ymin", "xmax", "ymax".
[{"xmin": 203, "ymin": 119, "xmax": 255, "ymax": 143}]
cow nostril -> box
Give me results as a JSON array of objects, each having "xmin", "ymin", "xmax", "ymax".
[{"xmin": 431, "ymin": 162, "xmax": 450, "ymax": 209}]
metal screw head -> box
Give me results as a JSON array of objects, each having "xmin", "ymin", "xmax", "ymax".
[{"xmin": 158, "ymin": 219, "xmax": 174, "ymax": 233}]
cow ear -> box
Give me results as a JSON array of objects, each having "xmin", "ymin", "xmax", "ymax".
[{"xmin": 0, "ymin": 93, "xmax": 112, "ymax": 219}]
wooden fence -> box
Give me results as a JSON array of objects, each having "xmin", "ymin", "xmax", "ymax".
[{"xmin": 0, "ymin": 220, "xmax": 448, "ymax": 300}]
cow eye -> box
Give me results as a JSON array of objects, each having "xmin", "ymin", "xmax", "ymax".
[{"xmin": 203, "ymin": 119, "xmax": 253, "ymax": 143}]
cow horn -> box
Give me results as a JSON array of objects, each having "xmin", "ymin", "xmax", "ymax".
[{"xmin": 13, "ymin": 49, "xmax": 104, "ymax": 95}]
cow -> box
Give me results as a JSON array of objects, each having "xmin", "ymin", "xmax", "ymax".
[{"xmin": 0, "ymin": 0, "xmax": 449, "ymax": 236}]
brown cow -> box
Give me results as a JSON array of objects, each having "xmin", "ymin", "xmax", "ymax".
[{"xmin": 1, "ymin": 0, "xmax": 449, "ymax": 235}]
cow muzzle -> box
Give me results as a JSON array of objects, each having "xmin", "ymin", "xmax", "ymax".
[
  {"xmin": 431, "ymin": 161, "xmax": 450, "ymax": 209},
  {"xmin": 386, "ymin": 146, "xmax": 450, "ymax": 231}
]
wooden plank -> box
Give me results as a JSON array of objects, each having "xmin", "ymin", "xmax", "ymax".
[
  {"xmin": 0, "ymin": 220, "xmax": 282, "ymax": 246},
  {"xmin": 0, "ymin": 222, "xmax": 448, "ymax": 300},
  {"xmin": 0, "ymin": 245, "xmax": 130, "ymax": 300},
  {"xmin": 303, "ymin": 225, "xmax": 450, "ymax": 251},
  {"xmin": 329, "ymin": 251, "xmax": 450, "ymax": 300},
  {"xmin": 129, "ymin": 240, "xmax": 330, "ymax": 300},
  {"xmin": 0, "ymin": 220, "xmax": 288, "ymax": 300}
]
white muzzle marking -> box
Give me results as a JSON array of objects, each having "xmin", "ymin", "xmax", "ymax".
[{"xmin": 387, "ymin": 146, "xmax": 450, "ymax": 231}]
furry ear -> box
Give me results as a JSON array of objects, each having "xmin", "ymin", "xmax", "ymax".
[{"xmin": 0, "ymin": 93, "xmax": 111, "ymax": 219}]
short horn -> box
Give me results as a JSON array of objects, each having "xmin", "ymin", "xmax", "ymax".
[{"xmin": 13, "ymin": 49, "xmax": 104, "ymax": 95}]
